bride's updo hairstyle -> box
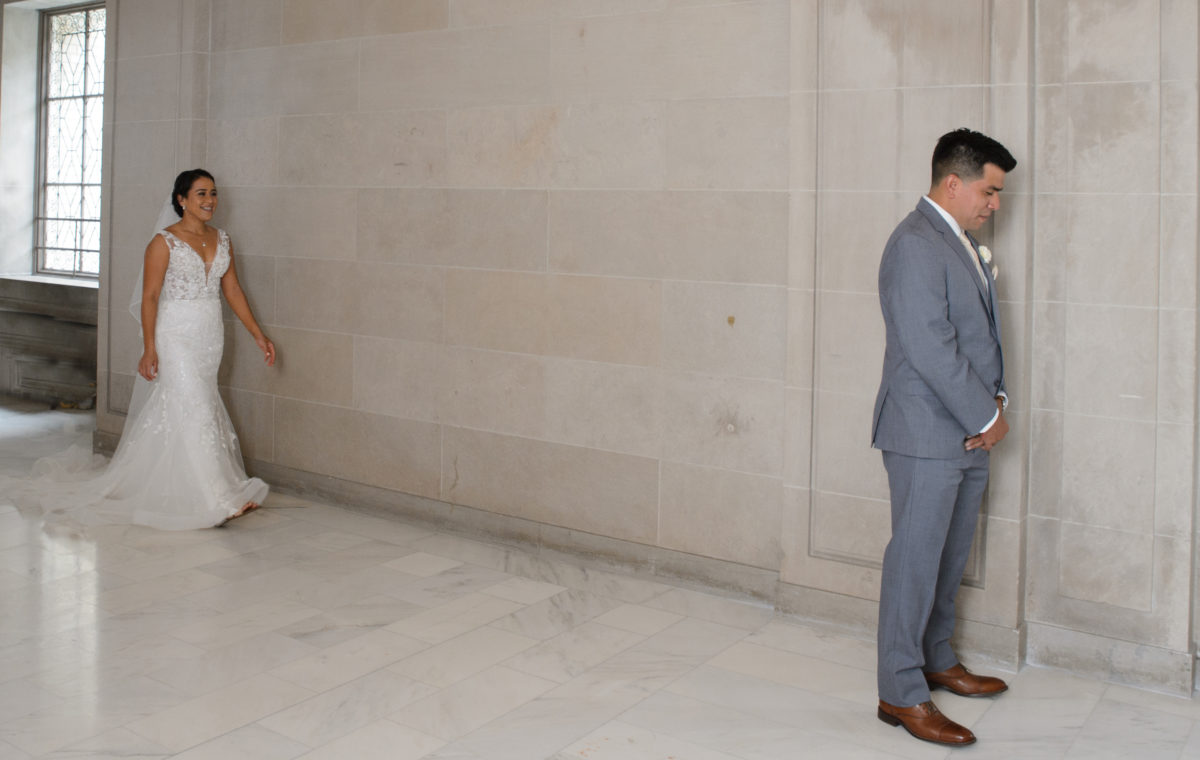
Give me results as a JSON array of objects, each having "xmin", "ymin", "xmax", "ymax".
[{"xmin": 171, "ymin": 169, "xmax": 215, "ymax": 216}]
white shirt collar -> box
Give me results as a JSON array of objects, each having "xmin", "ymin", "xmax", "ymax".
[{"xmin": 922, "ymin": 195, "xmax": 964, "ymax": 238}]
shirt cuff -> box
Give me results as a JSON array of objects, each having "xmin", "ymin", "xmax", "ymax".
[{"xmin": 979, "ymin": 408, "xmax": 1000, "ymax": 434}]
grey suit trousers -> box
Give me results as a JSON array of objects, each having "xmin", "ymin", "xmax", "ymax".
[{"xmin": 877, "ymin": 448, "xmax": 990, "ymax": 707}]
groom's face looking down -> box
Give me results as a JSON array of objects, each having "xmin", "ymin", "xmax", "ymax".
[{"xmin": 931, "ymin": 162, "xmax": 1006, "ymax": 233}]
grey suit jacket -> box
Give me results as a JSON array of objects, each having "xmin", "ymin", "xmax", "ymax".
[{"xmin": 871, "ymin": 199, "xmax": 1005, "ymax": 460}]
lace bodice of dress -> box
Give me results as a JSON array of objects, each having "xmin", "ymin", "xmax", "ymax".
[{"xmin": 158, "ymin": 228, "xmax": 230, "ymax": 302}]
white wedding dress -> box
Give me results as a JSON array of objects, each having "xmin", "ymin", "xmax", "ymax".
[{"xmin": 5, "ymin": 228, "xmax": 268, "ymax": 530}]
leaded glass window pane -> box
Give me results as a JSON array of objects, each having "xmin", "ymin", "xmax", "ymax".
[{"xmin": 37, "ymin": 5, "xmax": 105, "ymax": 277}]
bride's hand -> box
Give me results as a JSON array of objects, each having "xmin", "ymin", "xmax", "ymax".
[
  {"xmin": 138, "ymin": 349, "xmax": 158, "ymax": 381},
  {"xmin": 257, "ymin": 336, "xmax": 276, "ymax": 367}
]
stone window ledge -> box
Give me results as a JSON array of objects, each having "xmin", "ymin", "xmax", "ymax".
[{"xmin": 0, "ymin": 275, "xmax": 99, "ymax": 326}]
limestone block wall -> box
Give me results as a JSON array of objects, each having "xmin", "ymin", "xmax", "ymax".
[{"xmin": 91, "ymin": 0, "xmax": 1199, "ymax": 693}]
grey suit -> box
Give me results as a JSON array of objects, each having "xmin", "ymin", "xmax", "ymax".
[{"xmin": 871, "ymin": 198, "xmax": 1005, "ymax": 707}]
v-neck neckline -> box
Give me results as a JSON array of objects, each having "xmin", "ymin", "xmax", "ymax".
[{"xmin": 166, "ymin": 229, "xmax": 218, "ymax": 280}]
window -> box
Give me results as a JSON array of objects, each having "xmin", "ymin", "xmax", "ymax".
[{"xmin": 36, "ymin": 4, "xmax": 105, "ymax": 278}]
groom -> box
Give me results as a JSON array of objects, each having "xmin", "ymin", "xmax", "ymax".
[{"xmin": 871, "ymin": 128, "xmax": 1016, "ymax": 746}]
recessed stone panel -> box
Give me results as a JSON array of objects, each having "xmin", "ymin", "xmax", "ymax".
[
  {"xmin": 812, "ymin": 390, "xmax": 888, "ymax": 502},
  {"xmin": 1059, "ymin": 522, "xmax": 1153, "ymax": 612},
  {"xmin": 808, "ymin": 489, "xmax": 890, "ymax": 571},
  {"xmin": 1060, "ymin": 413, "xmax": 1155, "ymax": 533},
  {"xmin": 1063, "ymin": 304, "xmax": 1157, "ymax": 421}
]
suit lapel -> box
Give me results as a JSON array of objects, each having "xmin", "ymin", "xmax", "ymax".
[
  {"xmin": 963, "ymin": 230, "xmax": 1002, "ymax": 340},
  {"xmin": 915, "ymin": 202, "xmax": 993, "ymax": 315},
  {"xmin": 949, "ymin": 228, "xmax": 990, "ymax": 306}
]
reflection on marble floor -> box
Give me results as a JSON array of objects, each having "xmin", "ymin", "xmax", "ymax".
[{"xmin": 2, "ymin": 399, "xmax": 1200, "ymax": 759}]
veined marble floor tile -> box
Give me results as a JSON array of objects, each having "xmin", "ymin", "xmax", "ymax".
[
  {"xmin": 620, "ymin": 690, "xmax": 907, "ymax": 760},
  {"xmin": 258, "ymin": 669, "xmax": 435, "ymax": 749},
  {"xmin": 421, "ymin": 749, "xmax": 487, "ymax": 760},
  {"xmin": 1102, "ymin": 681, "xmax": 1200, "ymax": 721},
  {"xmin": 104, "ymin": 541, "xmax": 241, "ymax": 582},
  {"xmin": 665, "ymin": 666, "xmax": 947, "ymax": 760},
  {"xmin": 0, "ymin": 542, "xmax": 99, "ymax": 584},
  {"xmin": 489, "ymin": 588, "xmax": 624, "ymax": 641},
  {"xmin": 126, "ymin": 673, "xmax": 315, "ymax": 753},
  {"xmin": 708, "ymin": 640, "xmax": 878, "ymax": 706},
  {"xmin": 482, "ymin": 576, "xmax": 567, "ymax": 605},
  {"xmin": 389, "ymin": 626, "xmax": 539, "ymax": 688},
  {"xmin": 178, "ymin": 566, "xmax": 329, "ymax": 615},
  {"xmin": 504, "ymin": 552, "xmax": 672, "ymax": 604},
  {"xmin": 32, "ymin": 635, "xmax": 199, "ymax": 700},
  {"xmin": 276, "ymin": 611, "xmax": 378, "ymax": 649},
  {"xmin": 390, "ymin": 664, "xmax": 557, "ymax": 741},
  {"xmin": 969, "ymin": 669, "xmax": 1105, "ymax": 748},
  {"xmin": 384, "ymin": 552, "xmax": 464, "ymax": 578},
  {"xmin": 385, "ymin": 564, "xmax": 513, "ymax": 608},
  {"xmin": 188, "ymin": 550, "xmax": 302, "ymax": 583},
  {"xmin": 554, "ymin": 720, "xmax": 745, "ymax": 760},
  {"xmin": 747, "ymin": 619, "xmax": 877, "ymax": 671},
  {"xmin": 167, "ymin": 724, "xmax": 309, "ymax": 760},
  {"xmin": 0, "ymin": 568, "xmax": 33, "ymax": 596},
  {"xmin": 384, "ymin": 592, "xmax": 522, "ymax": 644},
  {"xmin": 505, "ymin": 620, "xmax": 646, "ymax": 683},
  {"xmin": 304, "ymin": 540, "xmax": 427, "ymax": 574},
  {"xmin": 39, "ymin": 727, "xmax": 171, "ymax": 760},
  {"xmin": 0, "ymin": 679, "xmax": 60, "ymax": 723},
  {"xmin": 93, "ymin": 567, "xmax": 227, "ymax": 615},
  {"xmin": 1181, "ymin": 724, "xmax": 1200, "ymax": 757},
  {"xmin": 4, "ymin": 402, "xmax": 1200, "ymax": 760},
  {"xmin": 170, "ymin": 598, "xmax": 321, "ymax": 649},
  {"xmin": 293, "ymin": 528, "xmax": 377, "ymax": 553},
  {"xmin": 1063, "ymin": 697, "xmax": 1194, "ymax": 759},
  {"xmin": 320, "ymin": 593, "xmax": 427, "ymax": 628},
  {"xmin": 146, "ymin": 631, "xmax": 317, "ymax": 698},
  {"xmin": 591, "ymin": 602, "xmax": 684, "ymax": 635},
  {"xmin": 270, "ymin": 628, "xmax": 429, "ymax": 693},
  {"xmin": 0, "ymin": 634, "xmax": 101, "ymax": 687},
  {"xmin": 0, "ymin": 697, "xmax": 143, "ymax": 756},
  {"xmin": 282, "ymin": 565, "xmax": 422, "ymax": 613},
  {"xmin": 433, "ymin": 685, "xmax": 640, "ymax": 760},
  {"xmin": 295, "ymin": 719, "xmax": 444, "ymax": 760}
]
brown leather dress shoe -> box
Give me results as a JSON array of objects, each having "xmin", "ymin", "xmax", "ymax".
[
  {"xmin": 925, "ymin": 663, "xmax": 1008, "ymax": 697},
  {"xmin": 877, "ymin": 700, "xmax": 976, "ymax": 746}
]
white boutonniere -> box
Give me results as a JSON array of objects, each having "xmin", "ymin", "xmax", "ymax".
[{"xmin": 978, "ymin": 245, "xmax": 998, "ymax": 281}]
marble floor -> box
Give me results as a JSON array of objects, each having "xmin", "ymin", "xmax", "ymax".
[{"xmin": 2, "ymin": 399, "xmax": 1200, "ymax": 759}]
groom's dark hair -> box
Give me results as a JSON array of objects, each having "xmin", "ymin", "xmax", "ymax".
[
  {"xmin": 171, "ymin": 168, "xmax": 216, "ymax": 216},
  {"xmin": 931, "ymin": 128, "xmax": 1016, "ymax": 185}
]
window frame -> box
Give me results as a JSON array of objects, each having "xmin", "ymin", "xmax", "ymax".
[{"xmin": 34, "ymin": 1, "xmax": 106, "ymax": 279}]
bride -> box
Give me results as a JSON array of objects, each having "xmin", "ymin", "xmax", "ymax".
[{"xmin": 12, "ymin": 169, "xmax": 276, "ymax": 530}]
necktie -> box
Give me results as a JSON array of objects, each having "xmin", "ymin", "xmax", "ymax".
[{"xmin": 959, "ymin": 231, "xmax": 989, "ymax": 290}]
